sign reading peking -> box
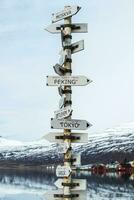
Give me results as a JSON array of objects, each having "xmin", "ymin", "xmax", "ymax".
[
  {"xmin": 51, "ymin": 118, "xmax": 92, "ymax": 130},
  {"xmin": 52, "ymin": 6, "xmax": 81, "ymax": 23},
  {"xmin": 47, "ymin": 76, "xmax": 92, "ymax": 86}
]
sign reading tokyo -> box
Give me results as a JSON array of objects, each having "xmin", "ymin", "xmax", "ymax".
[
  {"xmin": 51, "ymin": 118, "xmax": 92, "ymax": 130},
  {"xmin": 52, "ymin": 6, "xmax": 81, "ymax": 23},
  {"xmin": 47, "ymin": 76, "xmax": 92, "ymax": 86}
]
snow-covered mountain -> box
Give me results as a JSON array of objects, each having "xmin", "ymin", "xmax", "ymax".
[
  {"xmin": 76, "ymin": 122, "xmax": 134, "ymax": 164},
  {"xmin": 0, "ymin": 122, "xmax": 134, "ymax": 165}
]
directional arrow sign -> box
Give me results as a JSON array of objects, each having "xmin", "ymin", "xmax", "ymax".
[
  {"xmin": 56, "ymin": 165, "xmax": 72, "ymax": 177},
  {"xmin": 52, "ymin": 6, "xmax": 81, "ymax": 23},
  {"xmin": 71, "ymin": 40, "xmax": 84, "ymax": 54},
  {"xmin": 43, "ymin": 132, "xmax": 88, "ymax": 143},
  {"xmin": 44, "ymin": 190, "xmax": 87, "ymax": 200},
  {"xmin": 51, "ymin": 118, "xmax": 92, "ymax": 130},
  {"xmin": 57, "ymin": 142, "xmax": 69, "ymax": 154},
  {"xmin": 73, "ymin": 153, "xmax": 81, "ymax": 166},
  {"xmin": 47, "ymin": 76, "xmax": 92, "ymax": 86},
  {"xmin": 59, "ymin": 96, "xmax": 65, "ymax": 109},
  {"xmin": 55, "ymin": 178, "xmax": 87, "ymax": 191},
  {"xmin": 58, "ymin": 86, "xmax": 64, "ymax": 96},
  {"xmin": 45, "ymin": 23, "xmax": 88, "ymax": 34},
  {"xmin": 54, "ymin": 106, "xmax": 72, "ymax": 120},
  {"xmin": 53, "ymin": 64, "xmax": 68, "ymax": 76},
  {"xmin": 59, "ymin": 50, "xmax": 71, "ymax": 66}
]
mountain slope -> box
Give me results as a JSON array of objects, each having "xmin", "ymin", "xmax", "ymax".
[{"xmin": 0, "ymin": 122, "xmax": 134, "ymax": 165}]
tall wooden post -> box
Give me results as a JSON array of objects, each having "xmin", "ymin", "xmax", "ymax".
[{"xmin": 44, "ymin": 5, "xmax": 92, "ymax": 200}]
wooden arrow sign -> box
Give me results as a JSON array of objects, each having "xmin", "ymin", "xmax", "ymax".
[
  {"xmin": 51, "ymin": 118, "xmax": 92, "ymax": 130},
  {"xmin": 55, "ymin": 178, "xmax": 87, "ymax": 191},
  {"xmin": 46, "ymin": 76, "xmax": 92, "ymax": 86},
  {"xmin": 52, "ymin": 6, "xmax": 81, "ymax": 23},
  {"xmin": 44, "ymin": 190, "xmax": 87, "ymax": 200},
  {"xmin": 45, "ymin": 23, "xmax": 88, "ymax": 34},
  {"xmin": 43, "ymin": 132, "xmax": 88, "ymax": 143}
]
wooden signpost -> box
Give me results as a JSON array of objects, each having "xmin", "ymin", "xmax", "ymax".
[{"xmin": 44, "ymin": 5, "xmax": 92, "ymax": 200}]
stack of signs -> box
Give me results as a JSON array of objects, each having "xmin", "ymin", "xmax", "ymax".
[{"xmin": 45, "ymin": 5, "xmax": 92, "ymax": 200}]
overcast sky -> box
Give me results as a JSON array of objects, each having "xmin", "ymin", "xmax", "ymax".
[{"xmin": 0, "ymin": 0, "xmax": 134, "ymax": 141}]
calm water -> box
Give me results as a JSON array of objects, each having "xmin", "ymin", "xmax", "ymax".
[{"xmin": 0, "ymin": 169, "xmax": 134, "ymax": 200}]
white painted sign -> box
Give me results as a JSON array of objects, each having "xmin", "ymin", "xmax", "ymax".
[
  {"xmin": 45, "ymin": 23, "xmax": 88, "ymax": 34},
  {"xmin": 53, "ymin": 64, "xmax": 65, "ymax": 76},
  {"xmin": 58, "ymin": 86, "xmax": 64, "ymax": 96},
  {"xmin": 43, "ymin": 132, "xmax": 88, "ymax": 143},
  {"xmin": 73, "ymin": 153, "xmax": 81, "ymax": 166},
  {"xmin": 59, "ymin": 50, "xmax": 71, "ymax": 66},
  {"xmin": 57, "ymin": 142, "xmax": 69, "ymax": 154},
  {"xmin": 56, "ymin": 165, "xmax": 72, "ymax": 177},
  {"xmin": 55, "ymin": 178, "xmax": 87, "ymax": 191},
  {"xmin": 71, "ymin": 40, "xmax": 84, "ymax": 54},
  {"xmin": 47, "ymin": 76, "xmax": 92, "ymax": 86},
  {"xmin": 51, "ymin": 118, "xmax": 92, "ymax": 130},
  {"xmin": 44, "ymin": 190, "xmax": 87, "ymax": 200},
  {"xmin": 54, "ymin": 106, "xmax": 72, "ymax": 120},
  {"xmin": 52, "ymin": 6, "xmax": 81, "ymax": 23},
  {"xmin": 59, "ymin": 96, "xmax": 65, "ymax": 109}
]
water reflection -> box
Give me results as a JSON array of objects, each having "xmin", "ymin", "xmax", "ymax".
[{"xmin": 0, "ymin": 169, "xmax": 134, "ymax": 200}]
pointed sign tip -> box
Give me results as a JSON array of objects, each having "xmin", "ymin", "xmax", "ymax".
[
  {"xmin": 87, "ymin": 79, "xmax": 93, "ymax": 83},
  {"xmin": 78, "ymin": 6, "xmax": 81, "ymax": 11},
  {"xmin": 87, "ymin": 123, "xmax": 92, "ymax": 128}
]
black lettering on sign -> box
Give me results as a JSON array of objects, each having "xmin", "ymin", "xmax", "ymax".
[
  {"xmin": 56, "ymin": 10, "xmax": 72, "ymax": 19},
  {"xmin": 54, "ymin": 79, "xmax": 77, "ymax": 85},
  {"xmin": 59, "ymin": 121, "xmax": 80, "ymax": 129}
]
